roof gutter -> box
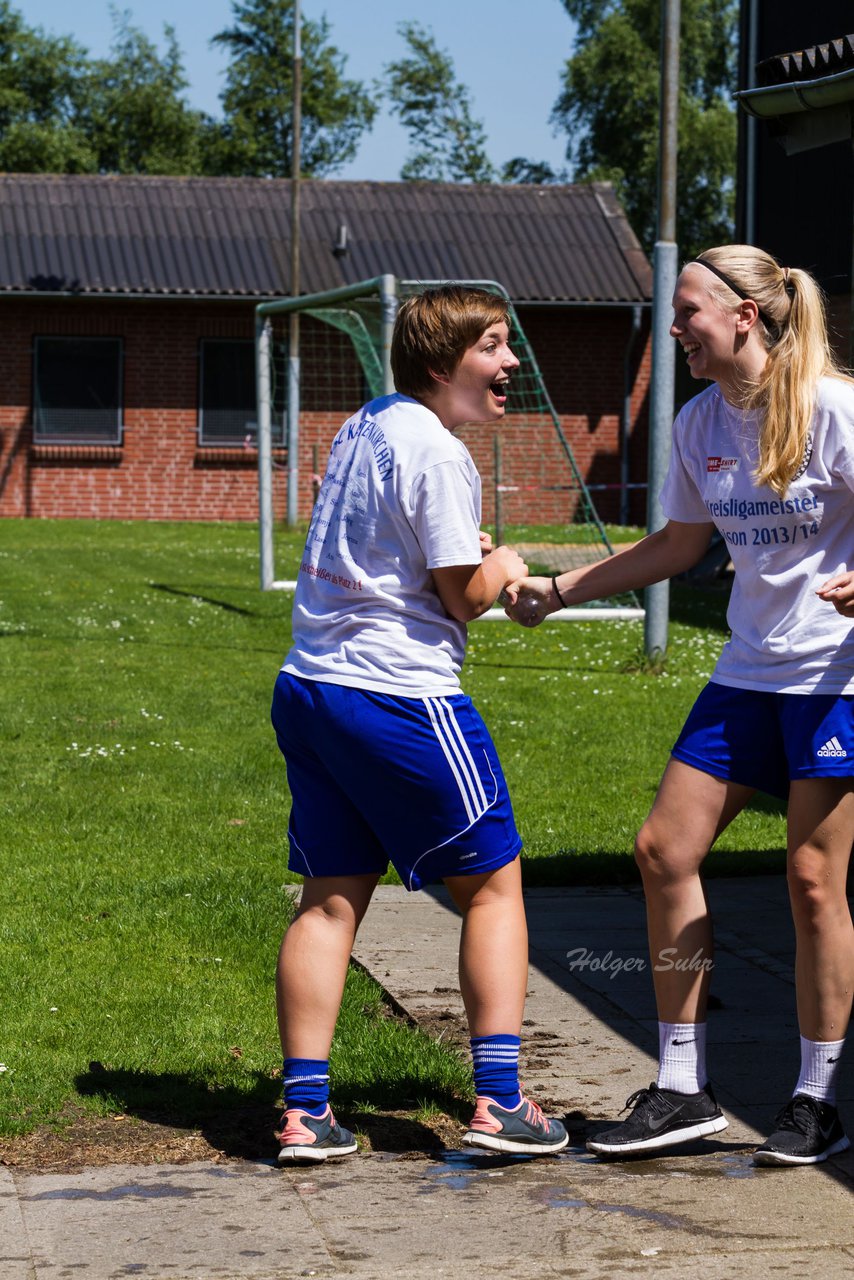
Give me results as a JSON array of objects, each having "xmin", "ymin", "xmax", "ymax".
[
  {"xmin": 3, "ymin": 290, "xmax": 652, "ymax": 309},
  {"xmin": 735, "ymin": 64, "xmax": 854, "ymax": 117}
]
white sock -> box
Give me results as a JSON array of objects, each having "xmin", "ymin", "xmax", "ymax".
[
  {"xmin": 657, "ymin": 1022, "xmax": 708, "ymax": 1093},
  {"xmin": 794, "ymin": 1036, "xmax": 845, "ymax": 1105}
]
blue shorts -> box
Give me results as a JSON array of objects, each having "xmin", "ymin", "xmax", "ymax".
[
  {"xmin": 271, "ymin": 671, "xmax": 522, "ymax": 891},
  {"xmin": 671, "ymin": 681, "xmax": 854, "ymax": 800}
]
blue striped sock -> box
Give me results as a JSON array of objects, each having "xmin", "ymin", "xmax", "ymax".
[
  {"xmin": 470, "ymin": 1035, "xmax": 522, "ymax": 1109},
  {"xmin": 282, "ymin": 1058, "xmax": 330, "ymax": 1116}
]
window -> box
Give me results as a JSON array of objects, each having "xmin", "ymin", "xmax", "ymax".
[
  {"xmin": 198, "ymin": 339, "xmax": 284, "ymax": 447},
  {"xmin": 33, "ymin": 338, "xmax": 123, "ymax": 444}
]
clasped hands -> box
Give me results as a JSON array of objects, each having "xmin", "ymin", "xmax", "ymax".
[{"xmin": 502, "ymin": 575, "xmax": 562, "ymax": 628}]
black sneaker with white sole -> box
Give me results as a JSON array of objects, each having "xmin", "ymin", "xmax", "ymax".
[
  {"xmin": 753, "ymin": 1095, "xmax": 850, "ymax": 1167},
  {"xmin": 586, "ymin": 1082, "xmax": 728, "ymax": 1157}
]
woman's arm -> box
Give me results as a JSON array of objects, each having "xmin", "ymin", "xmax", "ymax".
[
  {"xmin": 433, "ymin": 545, "xmax": 528, "ymax": 623},
  {"xmin": 505, "ymin": 520, "xmax": 716, "ymax": 627}
]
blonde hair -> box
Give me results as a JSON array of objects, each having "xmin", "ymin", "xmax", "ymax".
[
  {"xmin": 692, "ymin": 245, "xmax": 850, "ymax": 496},
  {"xmin": 391, "ymin": 286, "xmax": 510, "ymax": 398}
]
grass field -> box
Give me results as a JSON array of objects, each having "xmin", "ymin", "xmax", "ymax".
[{"xmin": 0, "ymin": 519, "xmax": 786, "ymax": 1142}]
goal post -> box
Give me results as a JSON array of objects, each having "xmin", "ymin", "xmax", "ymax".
[
  {"xmin": 256, "ymin": 275, "xmax": 397, "ymax": 591},
  {"xmin": 254, "ymin": 276, "xmax": 642, "ymax": 618}
]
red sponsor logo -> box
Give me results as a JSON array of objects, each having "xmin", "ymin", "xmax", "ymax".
[{"xmin": 706, "ymin": 456, "xmax": 739, "ymax": 472}]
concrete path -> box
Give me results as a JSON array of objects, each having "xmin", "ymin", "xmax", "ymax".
[{"xmin": 2, "ymin": 877, "xmax": 852, "ymax": 1278}]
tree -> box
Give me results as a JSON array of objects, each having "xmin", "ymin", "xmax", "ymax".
[
  {"xmin": 79, "ymin": 11, "xmax": 210, "ymax": 175},
  {"xmin": 552, "ymin": 0, "xmax": 737, "ymax": 259},
  {"xmin": 384, "ymin": 22, "xmax": 494, "ymax": 183},
  {"xmin": 211, "ymin": 0, "xmax": 376, "ymax": 178},
  {"xmin": 0, "ymin": 2, "xmax": 95, "ymax": 171},
  {"xmin": 500, "ymin": 157, "xmax": 567, "ymax": 185},
  {"xmin": 0, "ymin": 3, "xmax": 211, "ymax": 175}
]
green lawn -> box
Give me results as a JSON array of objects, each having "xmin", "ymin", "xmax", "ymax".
[{"xmin": 0, "ymin": 519, "xmax": 785, "ymax": 1140}]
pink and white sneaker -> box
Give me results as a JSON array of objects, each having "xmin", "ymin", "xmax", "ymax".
[
  {"xmin": 463, "ymin": 1095, "xmax": 569, "ymax": 1156},
  {"xmin": 277, "ymin": 1105, "xmax": 358, "ymax": 1165}
]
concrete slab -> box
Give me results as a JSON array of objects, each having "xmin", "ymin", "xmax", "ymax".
[
  {"xmin": 13, "ymin": 1160, "xmax": 332, "ymax": 1279},
  {"xmin": 0, "ymin": 1166, "xmax": 32, "ymax": 1280}
]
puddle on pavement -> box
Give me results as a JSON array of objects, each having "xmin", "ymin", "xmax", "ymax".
[
  {"xmin": 542, "ymin": 1193, "xmax": 587, "ymax": 1209},
  {"xmin": 582, "ymin": 1200, "xmax": 686, "ymax": 1230},
  {"xmin": 25, "ymin": 1183, "xmax": 199, "ymax": 1202},
  {"xmin": 578, "ymin": 1150, "xmax": 757, "ymax": 1181},
  {"xmin": 420, "ymin": 1149, "xmax": 538, "ymax": 1191},
  {"xmin": 418, "ymin": 1145, "xmax": 594, "ymax": 1192},
  {"xmin": 721, "ymin": 1155, "xmax": 756, "ymax": 1178},
  {"xmin": 538, "ymin": 1187, "xmax": 695, "ymax": 1231}
]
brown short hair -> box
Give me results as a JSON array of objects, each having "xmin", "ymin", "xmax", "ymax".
[{"xmin": 391, "ymin": 285, "xmax": 510, "ymax": 398}]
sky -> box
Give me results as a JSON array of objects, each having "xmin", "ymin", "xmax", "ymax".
[{"xmin": 23, "ymin": 0, "xmax": 577, "ymax": 181}]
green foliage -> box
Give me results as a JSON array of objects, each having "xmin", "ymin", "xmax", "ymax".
[
  {"xmin": 0, "ymin": 3, "xmax": 209, "ymax": 174},
  {"xmin": 0, "ymin": 0, "xmax": 561, "ymax": 185},
  {"xmin": 553, "ymin": 0, "xmax": 738, "ymax": 258},
  {"xmin": 78, "ymin": 12, "xmax": 210, "ymax": 175},
  {"xmin": 500, "ymin": 157, "xmax": 566, "ymax": 185},
  {"xmin": 384, "ymin": 22, "xmax": 494, "ymax": 184},
  {"xmin": 0, "ymin": 1, "xmax": 95, "ymax": 171},
  {"xmin": 211, "ymin": 0, "xmax": 377, "ymax": 178},
  {"xmin": 0, "ymin": 0, "xmax": 376, "ymax": 179}
]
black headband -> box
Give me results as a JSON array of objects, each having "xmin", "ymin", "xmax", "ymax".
[{"xmin": 690, "ymin": 259, "xmax": 782, "ymax": 333}]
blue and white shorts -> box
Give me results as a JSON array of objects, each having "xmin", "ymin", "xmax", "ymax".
[
  {"xmin": 271, "ymin": 671, "xmax": 522, "ymax": 891},
  {"xmin": 671, "ymin": 681, "xmax": 854, "ymax": 800}
]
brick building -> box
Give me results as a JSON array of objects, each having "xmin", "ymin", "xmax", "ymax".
[{"xmin": 0, "ymin": 175, "xmax": 652, "ymax": 525}]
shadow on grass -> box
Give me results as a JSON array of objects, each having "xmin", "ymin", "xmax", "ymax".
[
  {"xmin": 522, "ymin": 843, "xmax": 787, "ymax": 889},
  {"xmin": 669, "ymin": 582, "xmax": 731, "ymax": 633},
  {"xmin": 74, "ymin": 1066, "xmax": 280, "ymax": 1160},
  {"xmin": 148, "ymin": 582, "xmax": 257, "ymax": 616},
  {"xmin": 74, "ymin": 1066, "xmax": 464, "ymax": 1160}
]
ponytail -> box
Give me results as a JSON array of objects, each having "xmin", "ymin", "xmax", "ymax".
[{"xmin": 693, "ymin": 246, "xmax": 851, "ymax": 496}]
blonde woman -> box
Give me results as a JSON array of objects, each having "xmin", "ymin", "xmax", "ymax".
[{"xmin": 507, "ymin": 246, "xmax": 854, "ymax": 1166}]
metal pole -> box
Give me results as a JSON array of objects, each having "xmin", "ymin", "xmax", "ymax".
[
  {"xmin": 379, "ymin": 273, "xmax": 397, "ymax": 394},
  {"xmin": 743, "ymin": 0, "xmax": 759, "ymax": 245},
  {"xmin": 621, "ymin": 304, "xmax": 642, "ymax": 525},
  {"xmin": 286, "ymin": 0, "xmax": 302, "ymax": 527},
  {"xmin": 256, "ymin": 315, "xmax": 274, "ymax": 590},
  {"xmin": 494, "ymin": 433, "xmax": 504, "ymax": 549},
  {"xmin": 644, "ymin": 0, "xmax": 680, "ymax": 660}
]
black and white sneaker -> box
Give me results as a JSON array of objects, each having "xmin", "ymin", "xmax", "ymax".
[
  {"xmin": 586, "ymin": 1082, "xmax": 728, "ymax": 1157},
  {"xmin": 753, "ymin": 1095, "xmax": 850, "ymax": 1167}
]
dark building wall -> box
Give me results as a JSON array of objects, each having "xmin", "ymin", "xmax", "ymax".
[
  {"xmin": 738, "ymin": 0, "xmax": 853, "ymax": 318},
  {"xmin": 0, "ymin": 299, "xmax": 650, "ymax": 527}
]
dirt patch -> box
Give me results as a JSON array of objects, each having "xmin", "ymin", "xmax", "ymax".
[
  {"xmin": 0, "ymin": 1101, "xmax": 467, "ymax": 1174},
  {"xmin": 0, "ymin": 1113, "xmax": 218, "ymax": 1174}
]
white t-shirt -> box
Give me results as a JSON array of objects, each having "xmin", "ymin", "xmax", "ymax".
[
  {"xmin": 661, "ymin": 377, "xmax": 854, "ymax": 694},
  {"xmin": 283, "ymin": 393, "xmax": 483, "ymax": 696}
]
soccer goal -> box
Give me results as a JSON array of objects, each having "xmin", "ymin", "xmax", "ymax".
[{"xmin": 255, "ymin": 276, "xmax": 642, "ymax": 619}]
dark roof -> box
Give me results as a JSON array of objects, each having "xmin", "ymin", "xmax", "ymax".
[
  {"xmin": 0, "ymin": 174, "xmax": 651, "ymax": 306},
  {"xmin": 757, "ymin": 33, "xmax": 854, "ymax": 87}
]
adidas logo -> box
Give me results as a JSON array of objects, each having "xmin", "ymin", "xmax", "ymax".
[{"xmin": 817, "ymin": 736, "xmax": 847, "ymax": 759}]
